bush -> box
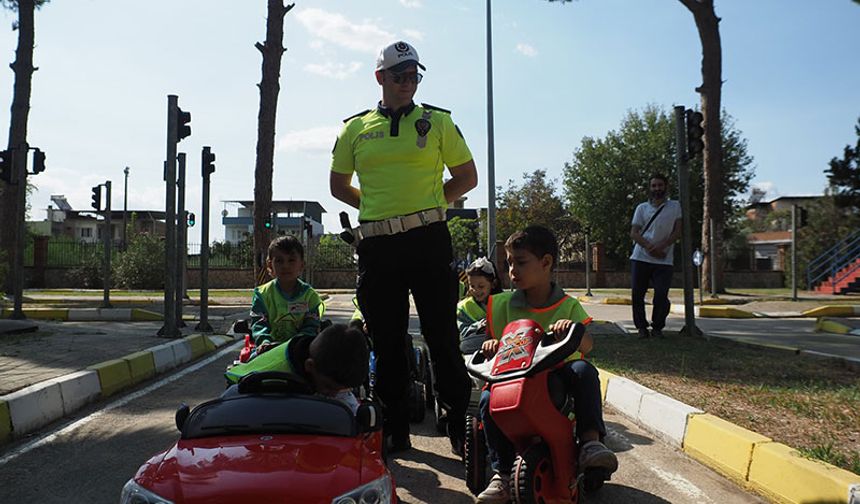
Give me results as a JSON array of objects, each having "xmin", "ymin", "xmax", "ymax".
[
  {"xmin": 113, "ymin": 232, "xmax": 165, "ymax": 289},
  {"xmin": 66, "ymin": 248, "xmax": 104, "ymax": 288}
]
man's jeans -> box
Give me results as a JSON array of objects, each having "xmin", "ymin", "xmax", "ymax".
[
  {"xmin": 630, "ymin": 259, "xmax": 674, "ymax": 331},
  {"xmin": 479, "ymin": 360, "xmax": 605, "ymax": 475}
]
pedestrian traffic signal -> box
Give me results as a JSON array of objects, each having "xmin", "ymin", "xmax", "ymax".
[
  {"xmin": 32, "ymin": 149, "xmax": 45, "ymax": 174},
  {"xmin": 264, "ymin": 215, "xmax": 273, "ymax": 230},
  {"xmin": 176, "ymin": 107, "xmax": 191, "ymax": 142},
  {"xmin": 91, "ymin": 185, "xmax": 102, "ymax": 211},
  {"xmin": 798, "ymin": 207, "xmax": 809, "ymax": 227},
  {"xmin": 0, "ymin": 150, "xmax": 10, "ymax": 183},
  {"xmin": 187, "ymin": 212, "xmax": 196, "ymax": 227},
  {"xmin": 685, "ymin": 109, "xmax": 705, "ymax": 157},
  {"xmin": 202, "ymin": 146, "xmax": 215, "ymax": 176}
]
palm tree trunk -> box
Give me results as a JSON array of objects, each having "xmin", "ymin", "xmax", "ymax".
[
  {"xmin": 1, "ymin": 0, "xmax": 36, "ymax": 293},
  {"xmin": 252, "ymin": 0, "xmax": 293, "ymax": 283},
  {"xmin": 680, "ymin": 0, "xmax": 724, "ymax": 293}
]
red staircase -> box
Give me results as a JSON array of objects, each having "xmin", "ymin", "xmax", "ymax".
[{"xmin": 813, "ymin": 257, "xmax": 860, "ymax": 295}]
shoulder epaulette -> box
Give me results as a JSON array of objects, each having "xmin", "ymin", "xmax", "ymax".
[
  {"xmin": 342, "ymin": 109, "xmax": 371, "ymax": 123},
  {"xmin": 420, "ymin": 103, "xmax": 451, "ymax": 114}
]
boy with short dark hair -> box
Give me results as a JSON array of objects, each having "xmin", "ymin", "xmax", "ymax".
[
  {"xmin": 250, "ymin": 235, "xmax": 322, "ymax": 355},
  {"xmin": 225, "ymin": 323, "xmax": 370, "ymax": 411},
  {"xmin": 476, "ymin": 225, "xmax": 618, "ymax": 504}
]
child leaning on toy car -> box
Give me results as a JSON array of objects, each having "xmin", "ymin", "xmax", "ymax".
[
  {"xmin": 225, "ymin": 323, "xmax": 370, "ymax": 412},
  {"xmin": 475, "ymin": 225, "xmax": 618, "ymax": 504},
  {"xmin": 248, "ymin": 235, "xmax": 323, "ymax": 358},
  {"xmin": 456, "ymin": 257, "xmax": 503, "ymax": 354}
]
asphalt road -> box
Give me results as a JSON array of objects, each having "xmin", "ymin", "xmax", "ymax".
[{"xmin": 0, "ymin": 294, "xmax": 763, "ymax": 503}]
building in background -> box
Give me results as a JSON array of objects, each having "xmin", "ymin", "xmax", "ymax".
[
  {"xmin": 222, "ymin": 200, "xmax": 326, "ymax": 244},
  {"xmin": 29, "ymin": 195, "xmax": 166, "ymax": 243}
]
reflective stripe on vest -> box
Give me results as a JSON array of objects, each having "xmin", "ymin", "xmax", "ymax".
[{"xmin": 457, "ymin": 296, "xmax": 486, "ymax": 324}]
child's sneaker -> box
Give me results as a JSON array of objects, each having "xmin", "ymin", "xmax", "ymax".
[
  {"xmin": 579, "ymin": 440, "xmax": 618, "ymax": 473},
  {"xmin": 476, "ymin": 473, "xmax": 510, "ymax": 503}
]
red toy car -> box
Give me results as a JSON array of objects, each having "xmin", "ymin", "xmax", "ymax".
[{"xmin": 120, "ymin": 372, "xmax": 396, "ymax": 504}]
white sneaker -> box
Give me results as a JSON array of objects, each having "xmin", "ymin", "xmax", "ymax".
[
  {"xmin": 579, "ymin": 440, "xmax": 618, "ymax": 473},
  {"xmin": 476, "ymin": 473, "xmax": 510, "ymax": 503}
]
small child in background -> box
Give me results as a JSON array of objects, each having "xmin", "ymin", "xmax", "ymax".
[
  {"xmin": 249, "ymin": 235, "xmax": 323, "ymax": 356},
  {"xmin": 456, "ymin": 257, "xmax": 502, "ymax": 354}
]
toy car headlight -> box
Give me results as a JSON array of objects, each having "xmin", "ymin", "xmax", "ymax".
[
  {"xmin": 120, "ymin": 479, "xmax": 173, "ymax": 504},
  {"xmin": 331, "ymin": 474, "xmax": 393, "ymax": 504}
]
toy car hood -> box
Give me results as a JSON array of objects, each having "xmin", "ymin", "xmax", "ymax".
[{"xmin": 133, "ymin": 434, "xmax": 384, "ymax": 504}]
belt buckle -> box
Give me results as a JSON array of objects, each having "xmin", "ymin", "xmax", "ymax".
[
  {"xmin": 388, "ymin": 217, "xmax": 404, "ymax": 235},
  {"xmin": 417, "ymin": 211, "xmax": 428, "ymax": 226}
]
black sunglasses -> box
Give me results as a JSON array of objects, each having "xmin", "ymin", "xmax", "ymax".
[{"xmin": 388, "ymin": 71, "xmax": 423, "ymax": 84}]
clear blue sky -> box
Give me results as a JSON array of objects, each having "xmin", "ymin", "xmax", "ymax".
[{"xmin": 1, "ymin": 0, "xmax": 858, "ymax": 241}]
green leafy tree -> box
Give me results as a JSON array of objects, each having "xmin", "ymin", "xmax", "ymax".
[
  {"xmin": 497, "ymin": 169, "xmax": 582, "ymax": 265},
  {"xmin": 112, "ymin": 232, "xmax": 165, "ymax": 289},
  {"xmin": 796, "ymin": 194, "xmax": 860, "ymax": 289},
  {"xmin": 825, "ymin": 117, "xmax": 860, "ymax": 211},
  {"xmin": 448, "ymin": 217, "xmax": 481, "ymax": 261},
  {"xmin": 562, "ymin": 105, "xmax": 754, "ymax": 269}
]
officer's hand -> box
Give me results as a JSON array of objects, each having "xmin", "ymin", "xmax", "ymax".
[
  {"xmin": 481, "ymin": 339, "xmax": 499, "ymax": 358},
  {"xmin": 548, "ymin": 319, "xmax": 574, "ymax": 340}
]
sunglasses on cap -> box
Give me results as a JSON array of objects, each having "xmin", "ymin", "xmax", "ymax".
[
  {"xmin": 466, "ymin": 257, "xmax": 496, "ymax": 277},
  {"xmin": 388, "ymin": 70, "xmax": 423, "ymax": 84}
]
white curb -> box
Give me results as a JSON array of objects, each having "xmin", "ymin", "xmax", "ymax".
[
  {"xmin": 47, "ymin": 370, "xmax": 101, "ymax": 414},
  {"xmin": 151, "ymin": 343, "xmax": 179, "ymax": 374},
  {"xmin": 605, "ymin": 376, "xmax": 655, "ymax": 419},
  {"xmin": 637, "ymin": 392, "xmax": 703, "ymax": 447},
  {"xmin": 171, "ymin": 340, "xmax": 193, "ymax": 365},
  {"xmin": 3, "ymin": 381, "xmax": 64, "ymax": 435}
]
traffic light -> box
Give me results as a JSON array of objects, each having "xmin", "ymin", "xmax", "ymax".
[
  {"xmin": 32, "ymin": 149, "xmax": 45, "ymax": 174},
  {"xmin": 91, "ymin": 185, "xmax": 102, "ymax": 211},
  {"xmin": 798, "ymin": 207, "xmax": 809, "ymax": 227},
  {"xmin": 202, "ymin": 146, "xmax": 215, "ymax": 176},
  {"xmin": 187, "ymin": 212, "xmax": 196, "ymax": 227},
  {"xmin": 176, "ymin": 107, "xmax": 191, "ymax": 142},
  {"xmin": 263, "ymin": 215, "xmax": 273, "ymax": 230},
  {"xmin": 0, "ymin": 150, "xmax": 10, "ymax": 183},
  {"xmin": 685, "ymin": 109, "xmax": 705, "ymax": 158}
]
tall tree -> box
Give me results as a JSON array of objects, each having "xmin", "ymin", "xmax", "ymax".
[
  {"xmin": 562, "ymin": 105, "xmax": 753, "ymax": 268},
  {"xmin": 252, "ymin": 1, "xmax": 294, "ymax": 283},
  {"xmin": 825, "ymin": 117, "xmax": 860, "ymax": 211},
  {"xmin": 0, "ymin": 0, "xmax": 48, "ymax": 293},
  {"xmin": 496, "ymin": 169, "xmax": 582, "ymax": 264}
]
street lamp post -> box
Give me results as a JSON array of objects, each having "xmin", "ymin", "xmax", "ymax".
[
  {"xmin": 123, "ymin": 166, "xmax": 129, "ymax": 249},
  {"xmin": 486, "ymin": 0, "xmax": 497, "ymax": 259}
]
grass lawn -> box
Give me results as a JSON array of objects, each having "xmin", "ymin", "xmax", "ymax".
[{"xmin": 590, "ymin": 330, "xmax": 860, "ymax": 475}]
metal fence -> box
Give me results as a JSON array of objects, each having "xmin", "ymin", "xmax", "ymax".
[{"xmin": 24, "ymin": 238, "xmax": 119, "ymax": 267}]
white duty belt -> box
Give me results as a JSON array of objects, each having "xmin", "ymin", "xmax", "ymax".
[{"xmin": 358, "ymin": 207, "xmax": 446, "ymax": 240}]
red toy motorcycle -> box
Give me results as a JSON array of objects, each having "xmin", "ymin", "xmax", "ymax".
[{"xmin": 465, "ymin": 319, "xmax": 609, "ymax": 503}]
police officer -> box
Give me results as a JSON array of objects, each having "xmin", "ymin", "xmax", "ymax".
[{"xmin": 330, "ymin": 40, "xmax": 477, "ymax": 455}]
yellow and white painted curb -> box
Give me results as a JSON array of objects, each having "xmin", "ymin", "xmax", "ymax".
[
  {"xmin": 816, "ymin": 317, "xmax": 860, "ymax": 336},
  {"xmin": 2, "ymin": 307, "xmax": 165, "ymax": 321},
  {"xmin": 0, "ymin": 333, "xmax": 235, "ymax": 445},
  {"xmin": 670, "ymin": 304, "xmax": 860, "ymax": 320},
  {"xmin": 803, "ymin": 305, "xmax": 860, "ymax": 318},
  {"xmin": 598, "ymin": 367, "xmax": 860, "ymax": 503}
]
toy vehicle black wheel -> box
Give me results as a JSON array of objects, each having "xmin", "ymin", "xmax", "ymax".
[
  {"xmin": 413, "ymin": 346, "xmax": 427, "ymax": 383},
  {"xmin": 582, "ymin": 467, "xmax": 610, "ymax": 494},
  {"xmin": 513, "ymin": 443, "xmax": 555, "ymax": 504},
  {"xmin": 423, "ymin": 357, "xmax": 435, "ymax": 409},
  {"xmin": 408, "ymin": 380, "xmax": 426, "ymax": 423},
  {"xmin": 464, "ymin": 414, "xmax": 488, "ymax": 496}
]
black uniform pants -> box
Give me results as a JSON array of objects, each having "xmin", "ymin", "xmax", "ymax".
[{"xmin": 356, "ymin": 221, "xmax": 471, "ymax": 434}]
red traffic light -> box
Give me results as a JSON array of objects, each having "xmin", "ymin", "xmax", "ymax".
[
  {"xmin": 685, "ymin": 109, "xmax": 705, "ymax": 157},
  {"xmin": 32, "ymin": 149, "xmax": 46, "ymax": 174},
  {"xmin": 177, "ymin": 107, "xmax": 191, "ymax": 142},
  {"xmin": 202, "ymin": 146, "xmax": 215, "ymax": 176},
  {"xmin": 91, "ymin": 185, "xmax": 102, "ymax": 211}
]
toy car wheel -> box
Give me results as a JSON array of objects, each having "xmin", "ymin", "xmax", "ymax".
[
  {"xmin": 582, "ymin": 467, "xmax": 610, "ymax": 494},
  {"xmin": 464, "ymin": 414, "xmax": 488, "ymax": 496},
  {"xmin": 513, "ymin": 443, "xmax": 555, "ymax": 504},
  {"xmin": 423, "ymin": 357, "xmax": 435, "ymax": 409},
  {"xmin": 408, "ymin": 380, "xmax": 426, "ymax": 423},
  {"xmin": 413, "ymin": 346, "xmax": 427, "ymax": 383}
]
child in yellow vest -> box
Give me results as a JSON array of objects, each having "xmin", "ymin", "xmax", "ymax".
[
  {"xmin": 476, "ymin": 225, "xmax": 618, "ymax": 504},
  {"xmin": 456, "ymin": 257, "xmax": 502, "ymax": 354},
  {"xmin": 250, "ymin": 235, "xmax": 323, "ymax": 356}
]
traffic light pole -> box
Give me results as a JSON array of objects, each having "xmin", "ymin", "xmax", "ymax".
[
  {"xmin": 11, "ymin": 145, "xmax": 27, "ymax": 320},
  {"xmin": 161, "ymin": 96, "xmax": 179, "ymax": 338},
  {"xmin": 675, "ymin": 106, "xmax": 701, "ymax": 337},
  {"xmin": 584, "ymin": 231, "xmax": 593, "ymax": 296},
  {"xmin": 791, "ymin": 204, "xmax": 798, "ymax": 301},
  {"xmin": 102, "ymin": 181, "xmax": 112, "ymax": 308},
  {"xmin": 195, "ymin": 146, "xmax": 213, "ymax": 332},
  {"xmin": 176, "ymin": 153, "xmax": 188, "ymax": 328}
]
